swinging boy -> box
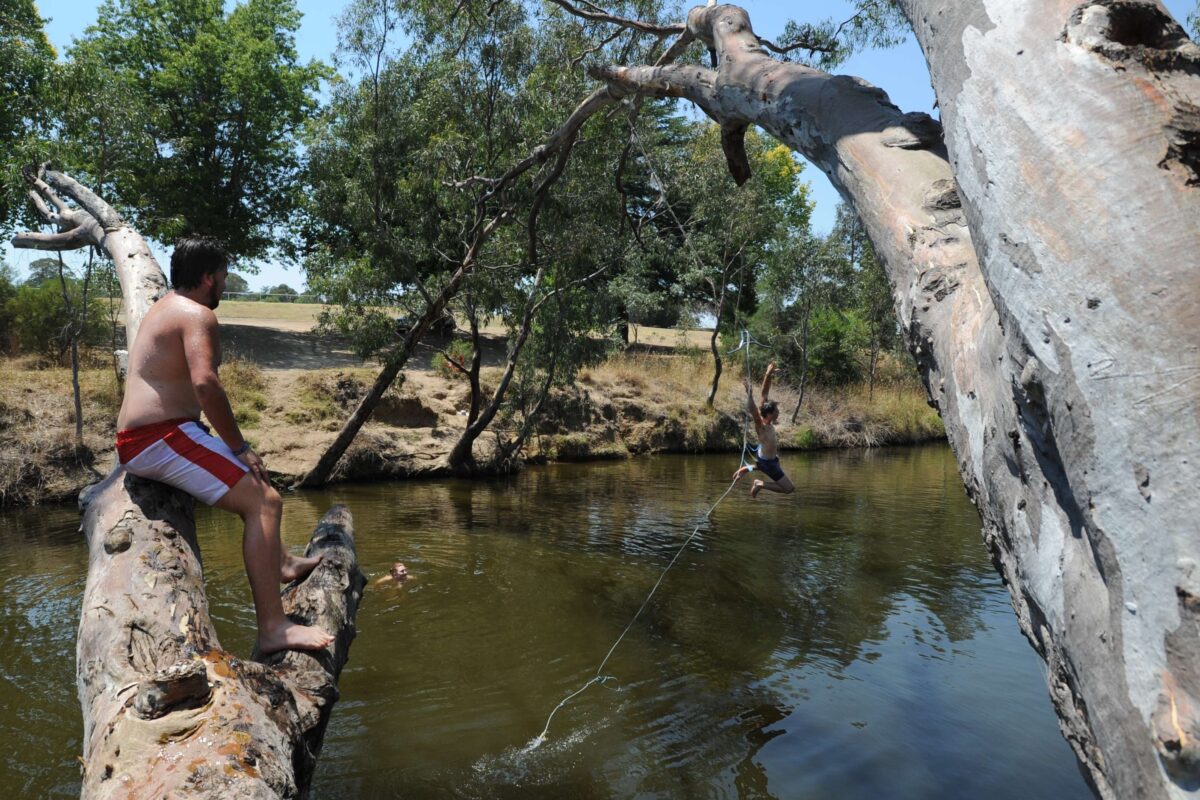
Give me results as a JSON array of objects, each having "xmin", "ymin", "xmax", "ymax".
[{"xmin": 733, "ymin": 362, "xmax": 796, "ymax": 498}]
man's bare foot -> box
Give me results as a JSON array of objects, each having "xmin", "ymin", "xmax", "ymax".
[
  {"xmin": 733, "ymin": 465, "xmax": 751, "ymax": 482},
  {"xmin": 281, "ymin": 553, "xmax": 322, "ymax": 583},
  {"xmin": 258, "ymin": 621, "xmax": 335, "ymax": 654},
  {"xmin": 750, "ymin": 479, "xmax": 764, "ymax": 499}
]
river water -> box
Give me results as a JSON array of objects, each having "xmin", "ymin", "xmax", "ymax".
[{"xmin": 0, "ymin": 445, "xmax": 1090, "ymax": 798}]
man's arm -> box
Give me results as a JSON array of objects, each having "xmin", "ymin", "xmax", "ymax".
[
  {"xmin": 182, "ymin": 309, "xmax": 267, "ymax": 480},
  {"xmin": 760, "ymin": 361, "xmax": 776, "ymax": 403}
]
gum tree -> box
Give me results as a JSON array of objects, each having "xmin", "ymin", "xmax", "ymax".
[{"xmin": 571, "ymin": 2, "xmax": 1199, "ymax": 796}]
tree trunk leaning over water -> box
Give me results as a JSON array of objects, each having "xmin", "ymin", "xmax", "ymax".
[
  {"xmin": 12, "ymin": 169, "xmax": 368, "ymax": 797},
  {"xmin": 893, "ymin": 3, "xmax": 1200, "ymax": 797},
  {"xmin": 11, "ymin": 165, "xmax": 165, "ymax": 350},
  {"xmin": 581, "ymin": 2, "xmax": 1200, "ymax": 796},
  {"xmin": 77, "ymin": 482, "xmax": 365, "ymax": 797}
]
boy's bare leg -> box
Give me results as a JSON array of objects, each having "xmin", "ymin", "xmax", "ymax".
[
  {"xmin": 751, "ymin": 475, "xmax": 795, "ymax": 498},
  {"xmin": 217, "ymin": 475, "xmax": 335, "ymax": 653}
]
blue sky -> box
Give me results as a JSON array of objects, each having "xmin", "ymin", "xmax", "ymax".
[{"xmin": 9, "ymin": 0, "xmax": 1195, "ymax": 289}]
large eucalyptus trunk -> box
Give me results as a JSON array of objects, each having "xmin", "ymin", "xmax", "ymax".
[
  {"xmin": 592, "ymin": 2, "xmax": 1199, "ymax": 796},
  {"xmin": 894, "ymin": 3, "xmax": 1200, "ymax": 796},
  {"xmin": 12, "ymin": 168, "xmax": 367, "ymax": 797}
]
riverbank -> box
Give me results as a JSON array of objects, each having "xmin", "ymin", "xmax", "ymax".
[{"xmin": 0, "ymin": 346, "xmax": 943, "ymax": 507}]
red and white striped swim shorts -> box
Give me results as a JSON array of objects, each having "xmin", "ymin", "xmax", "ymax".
[{"xmin": 116, "ymin": 418, "xmax": 249, "ymax": 506}]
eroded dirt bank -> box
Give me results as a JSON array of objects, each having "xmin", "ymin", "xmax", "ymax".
[{"xmin": 0, "ymin": 322, "xmax": 943, "ymax": 506}]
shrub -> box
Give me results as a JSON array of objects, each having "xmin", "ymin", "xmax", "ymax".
[
  {"xmin": 0, "ymin": 264, "xmax": 16, "ymax": 353},
  {"xmin": 807, "ymin": 309, "xmax": 863, "ymax": 387},
  {"xmin": 433, "ymin": 339, "xmax": 474, "ymax": 380},
  {"xmin": 4, "ymin": 276, "xmax": 108, "ymax": 363}
]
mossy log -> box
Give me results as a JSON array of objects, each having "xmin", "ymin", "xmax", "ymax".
[{"xmin": 76, "ymin": 470, "xmax": 365, "ymax": 798}]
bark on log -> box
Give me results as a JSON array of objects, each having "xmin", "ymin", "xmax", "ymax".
[
  {"xmin": 893, "ymin": 3, "xmax": 1200, "ymax": 797},
  {"xmin": 77, "ymin": 474, "xmax": 365, "ymax": 797},
  {"xmin": 11, "ymin": 169, "xmax": 368, "ymax": 797}
]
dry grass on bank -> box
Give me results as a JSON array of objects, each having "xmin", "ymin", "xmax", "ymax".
[
  {"xmin": 0, "ymin": 352, "xmax": 122, "ymax": 505},
  {"xmin": 0, "ymin": 344, "xmax": 944, "ymax": 505},
  {"xmin": 579, "ymin": 350, "xmax": 943, "ymax": 451}
]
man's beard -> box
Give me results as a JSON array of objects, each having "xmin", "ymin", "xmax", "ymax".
[{"xmin": 205, "ymin": 284, "xmax": 221, "ymax": 309}]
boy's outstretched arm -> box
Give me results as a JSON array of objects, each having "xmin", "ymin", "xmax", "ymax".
[
  {"xmin": 746, "ymin": 379, "xmax": 763, "ymax": 430},
  {"xmin": 760, "ymin": 362, "xmax": 776, "ymax": 403}
]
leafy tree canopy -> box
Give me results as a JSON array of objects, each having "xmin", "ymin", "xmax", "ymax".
[
  {"xmin": 24, "ymin": 256, "xmax": 69, "ymax": 286},
  {"xmin": 0, "ymin": 0, "xmax": 55, "ymax": 229},
  {"xmin": 225, "ymin": 272, "xmax": 250, "ymax": 294},
  {"xmin": 59, "ymin": 0, "xmax": 328, "ymax": 259}
]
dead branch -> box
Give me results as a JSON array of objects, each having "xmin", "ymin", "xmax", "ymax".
[{"xmin": 545, "ymin": 0, "xmax": 684, "ymax": 35}]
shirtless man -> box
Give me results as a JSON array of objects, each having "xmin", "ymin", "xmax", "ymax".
[
  {"xmin": 732, "ymin": 362, "xmax": 796, "ymax": 498},
  {"xmin": 115, "ymin": 237, "xmax": 333, "ymax": 653}
]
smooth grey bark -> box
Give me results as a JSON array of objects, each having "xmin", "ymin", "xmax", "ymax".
[
  {"xmin": 12, "ymin": 169, "xmax": 367, "ymax": 797},
  {"xmin": 588, "ymin": 2, "xmax": 1191, "ymax": 796},
  {"xmin": 12, "ymin": 167, "xmax": 165, "ymax": 350},
  {"xmin": 893, "ymin": 2, "xmax": 1200, "ymax": 797}
]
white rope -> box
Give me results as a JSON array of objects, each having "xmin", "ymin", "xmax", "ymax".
[
  {"xmin": 526, "ymin": 328, "xmax": 762, "ymax": 751},
  {"xmin": 525, "ymin": 122, "xmax": 776, "ymax": 750},
  {"xmin": 526, "ymin": 472, "xmax": 744, "ymax": 750}
]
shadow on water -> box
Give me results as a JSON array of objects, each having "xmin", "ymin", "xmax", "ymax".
[{"xmin": 0, "ymin": 445, "xmax": 1090, "ymax": 799}]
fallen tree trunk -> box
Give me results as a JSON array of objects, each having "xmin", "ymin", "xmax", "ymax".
[
  {"xmin": 78, "ymin": 478, "xmax": 365, "ymax": 797},
  {"xmin": 11, "ymin": 167, "xmax": 367, "ymax": 797}
]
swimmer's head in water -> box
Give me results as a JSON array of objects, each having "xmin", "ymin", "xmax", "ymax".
[{"xmin": 390, "ymin": 562, "xmax": 409, "ymax": 581}]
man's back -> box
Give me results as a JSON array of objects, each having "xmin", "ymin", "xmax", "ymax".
[{"xmin": 117, "ymin": 293, "xmax": 214, "ymax": 430}]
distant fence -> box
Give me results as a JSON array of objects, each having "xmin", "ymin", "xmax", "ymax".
[{"xmin": 221, "ymin": 291, "xmax": 324, "ymax": 304}]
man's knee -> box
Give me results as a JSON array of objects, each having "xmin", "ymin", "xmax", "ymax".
[
  {"xmin": 220, "ymin": 474, "xmax": 280, "ymax": 517},
  {"xmin": 261, "ymin": 482, "xmax": 283, "ymax": 513}
]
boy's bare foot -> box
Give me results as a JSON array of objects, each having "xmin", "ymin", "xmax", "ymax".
[
  {"xmin": 258, "ymin": 621, "xmax": 335, "ymax": 654},
  {"xmin": 281, "ymin": 553, "xmax": 323, "ymax": 583},
  {"xmin": 750, "ymin": 479, "xmax": 764, "ymax": 499}
]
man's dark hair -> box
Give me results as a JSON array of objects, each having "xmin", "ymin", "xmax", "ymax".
[
  {"xmin": 760, "ymin": 400, "xmax": 778, "ymax": 419},
  {"xmin": 170, "ymin": 237, "xmax": 230, "ymax": 290}
]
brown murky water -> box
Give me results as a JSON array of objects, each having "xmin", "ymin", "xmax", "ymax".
[{"xmin": 0, "ymin": 446, "xmax": 1089, "ymax": 798}]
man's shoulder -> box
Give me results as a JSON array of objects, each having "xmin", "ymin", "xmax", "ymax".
[{"xmin": 159, "ymin": 294, "xmax": 217, "ymax": 329}]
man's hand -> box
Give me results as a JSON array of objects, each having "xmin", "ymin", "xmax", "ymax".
[
  {"xmin": 766, "ymin": 362, "xmax": 777, "ymax": 375},
  {"xmin": 238, "ymin": 447, "xmax": 269, "ymax": 483}
]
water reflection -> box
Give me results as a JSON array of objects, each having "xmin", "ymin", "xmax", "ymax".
[{"xmin": 0, "ymin": 446, "xmax": 1088, "ymax": 799}]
